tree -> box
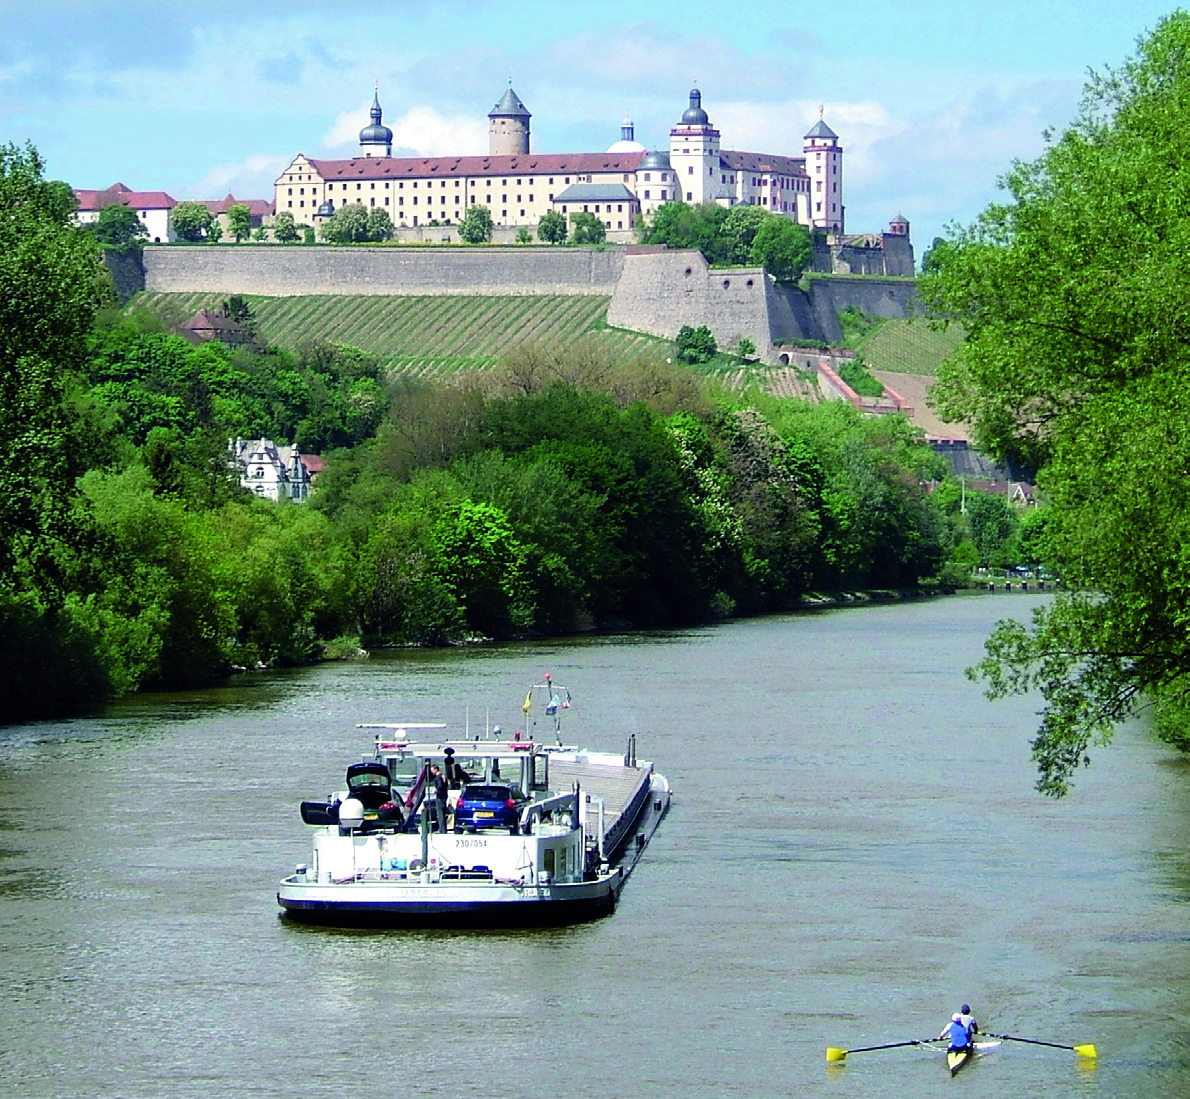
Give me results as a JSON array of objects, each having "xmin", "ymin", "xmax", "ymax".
[
  {"xmin": 569, "ymin": 211, "xmax": 606, "ymax": 245},
  {"xmin": 749, "ymin": 217, "xmax": 812, "ymax": 282},
  {"xmin": 0, "ymin": 142, "xmax": 108, "ymax": 716},
  {"xmin": 737, "ymin": 337, "xmax": 757, "ymax": 361},
  {"xmin": 272, "ymin": 211, "xmax": 299, "ymax": 243},
  {"xmin": 91, "ymin": 205, "xmax": 148, "ymax": 249},
  {"xmin": 458, "ymin": 204, "xmax": 493, "ymax": 244},
  {"xmin": 320, "ymin": 203, "xmax": 370, "ymax": 243},
  {"xmin": 515, "ymin": 226, "xmax": 532, "ymax": 244},
  {"xmin": 641, "ymin": 201, "xmax": 731, "ymax": 262},
  {"xmin": 920, "ymin": 12, "xmax": 1190, "ymax": 794},
  {"xmin": 675, "ymin": 325, "xmax": 717, "ymax": 364},
  {"xmin": 252, "ymin": 225, "xmax": 269, "ymax": 242},
  {"xmin": 170, "ymin": 201, "xmax": 214, "ymax": 242},
  {"xmin": 366, "ymin": 206, "xmax": 394, "ymax": 242},
  {"xmin": 537, "ymin": 210, "xmax": 567, "ymax": 243},
  {"xmin": 206, "ymin": 219, "xmax": 223, "ymax": 244},
  {"xmin": 721, "ymin": 206, "xmax": 771, "ymax": 264},
  {"xmin": 226, "ymin": 204, "xmax": 252, "ymax": 243}
]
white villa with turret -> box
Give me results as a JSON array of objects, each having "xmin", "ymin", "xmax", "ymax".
[{"xmin": 274, "ymin": 85, "xmax": 845, "ymax": 236}]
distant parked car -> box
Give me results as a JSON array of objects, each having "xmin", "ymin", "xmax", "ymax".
[{"xmin": 453, "ymin": 783, "xmax": 528, "ymax": 834}]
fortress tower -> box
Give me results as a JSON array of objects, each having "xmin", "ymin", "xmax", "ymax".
[
  {"xmin": 669, "ymin": 88, "xmax": 720, "ymax": 206},
  {"xmin": 804, "ymin": 112, "xmax": 843, "ymax": 232},
  {"xmin": 489, "ymin": 85, "xmax": 531, "ymax": 156},
  {"xmin": 358, "ymin": 85, "xmax": 393, "ymax": 158}
]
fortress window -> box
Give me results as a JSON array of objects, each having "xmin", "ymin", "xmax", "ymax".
[
  {"xmin": 370, "ymin": 198, "xmax": 375, "ymax": 206},
  {"xmin": 370, "ymin": 183, "xmax": 375, "ymax": 189},
  {"xmin": 549, "ymin": 177, "xmax": 554, "ymax": 184},
  {"xmin": 455, "ymin": 196, "xmax": 460, "ymax": 204},
  {"xmin": 549, "ymin": 193, "xmax": 554, "ymax": 201},
  {"xmin": 516, "ymin": 194, "xmax": 521, "ymax": 202},
  {"xmin": 686, "ymin": 191, "xmax": 692, "ymax": 200},
  {"xmin": 661, "ymin": 190, "xmax": 667, "ymax": 199},
  {"xmin": 502, "ymin": 210, "xmax": 507, "ymax": 218},
  {"xmin": 529, "ymin": 194, "xmax": 534, "ymax": 202},
  {"xmin": 385, "ymin": 182, "xmax": 390, "ymax": 189},
  {"xmin": 287, "ymin": 187, "xmax": 293, "ymax": 195},
  {"xmin": 520, "ymin": 209, "xmax": 525, "ymax": 216},
  {"xmin": 287, "ymin": 201, "xmax": 292, "ymax": 208},
  {"xmin": 617, "ymin": 221, "xmax": 622, "ymax": 228},
  {"xmin": 357, "ymin": 183, "xmax": 362, "ymax": 190},
  {"xmin": 399, "ymin": 182, "xmax": 404, "ymax": 188},
  {"xmin": 385, "ymin": 197, "xmax": 390, "ymax": 206},
  {"xmin": 565, "ymin": 177, "xmax": 570, "ymax": 184},
  {"xmin": 644, "ymin": 173, "xmax": 651, "ymax": 181},
  {"xmin": 643, "ymin": 190, "xmax": 650, "ymax": 199},
  {"xmin": 455, "ymin": 180, "xmax": 460, "ymax": 186},
  {"xmin": 299, "ymin": 187, "xmax": 305, "ymax": 194},
  {"xmin": 617, "ymin": 204, "xmax": 623, "ymax": 212},
  {"xmin": 688, "ymin": 166, "xmax": 694, "ymax": 175},
  {"xmin": 399, "ymin": 197, "xmax": 403, "ymax": 206},
  {"xmin": 413, "ymin": 197, "xmax": 418, "ymax": 205}
]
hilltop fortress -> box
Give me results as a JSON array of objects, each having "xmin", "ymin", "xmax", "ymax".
[
  {"xmin": 278, "ymin": 84, "xmax": 846, "ymax": 237},
  {"xmin": 108, "ymin": 84, "xmax": 917, "ymax": 361}
]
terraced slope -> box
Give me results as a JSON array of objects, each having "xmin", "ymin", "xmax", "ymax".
[
  {"xmin": 854, "ymin": 317, "xmax": 965, "ymax": 375},
  {"xmin": 130, "ymin": 292, "xmax": 670, "ymax": 377}
]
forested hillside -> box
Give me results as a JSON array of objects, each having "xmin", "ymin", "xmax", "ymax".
[{"xmin": 1, "ymin": 141, "xmax": 1029, "ymax": 724}]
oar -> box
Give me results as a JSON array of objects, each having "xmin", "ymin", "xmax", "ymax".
[
  {"xmin": 826, "ymin": 1038, "xmax": 937, "ymax": 1062},
  {"xmin": 983, "ymin": 1032, "xmax": 1097, "ymax": 1059}
]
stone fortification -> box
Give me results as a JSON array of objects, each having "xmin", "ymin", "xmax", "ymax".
[
  {"xmin": 140, "ymin": 245, "xmax": 624, "ymax": 297},
  {"xmin": 607, "ymin": 249, "xmax": 775, "ymax": 355},
  {"xmin": 607, "ymin": 249, "xmax": 917, "ymax": 361}
]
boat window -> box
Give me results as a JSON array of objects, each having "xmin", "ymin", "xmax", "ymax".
[{"xmin": 543, "ymin": 849, "xmax": 555, "ymax": 876}]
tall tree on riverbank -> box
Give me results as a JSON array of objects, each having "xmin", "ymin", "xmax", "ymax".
[
  {"xmin": 920, "ymin": 12, "xmax": 1190, "ymax": 794},
  {"xmin": 0, "ymin": 143, "xmax": 109, "ymax": 716}
]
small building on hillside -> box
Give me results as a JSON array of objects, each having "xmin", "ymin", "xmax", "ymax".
[
  {"xmin": 74, "ymin": 182, "xmax": 177, "ymax": 242},
  {"xmin": 178, "ymin": 309, "xmax": 254, "ymax": 348},
  {"xmin": 230, "ymin": 438, "xmax": 314, "ymax": 502},
  {"xmin": 202, "ymin": 193, "xmax": 274, "ymax": 237}
]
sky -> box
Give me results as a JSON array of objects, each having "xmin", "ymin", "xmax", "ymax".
[{"xmin": 1, "ymin": 1, "xmax": 1182, "ymax": 250}]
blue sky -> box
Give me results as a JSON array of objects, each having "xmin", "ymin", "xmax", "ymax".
[{"xmin": 1, "ymin": 1, "xmax": 1180, "ymax": 249}]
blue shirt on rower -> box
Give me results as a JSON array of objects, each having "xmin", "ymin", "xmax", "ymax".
[{"xmin": 945, "ymin": 1018, "xmax": 972, "ymax": 1049}]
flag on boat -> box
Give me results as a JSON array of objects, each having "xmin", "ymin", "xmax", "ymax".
[
  {"xmin": 546, "ymin": 694, "xmax": 560, "ymax": 715},
  {"xmin": 522, "ymin": 689, "xmax": 533, "ymax": 715}
]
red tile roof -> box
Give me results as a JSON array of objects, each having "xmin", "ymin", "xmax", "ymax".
[
  {"xmin": 203, "ymin": 193, "xmax": 274, "ymax": 216},
  {"xmin": 75, "ymin": 183, "xmax": 177, "ymax": 211},
  {"xmin": 306, "ymin": 151, "xmax": 647, "ymax": 181}
]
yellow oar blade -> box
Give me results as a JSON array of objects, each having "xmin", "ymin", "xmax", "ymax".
[
  {"xmin": 826, "ymin": 1047, "xmax": 848, "ymax": 1062},
  {"xmin": 1074, "ymin": 1043, "xmax": 1097, "ymax": 1060}
]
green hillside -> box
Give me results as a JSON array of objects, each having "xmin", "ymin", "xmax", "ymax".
[
  {"xmin": 854, "ymin": 317, "xmax": 965, "ymax": 376},
  {"xmin": 129, "ymin": 292, "xmax": 671, "ymax": 377}
]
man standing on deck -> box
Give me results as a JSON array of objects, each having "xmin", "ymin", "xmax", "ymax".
[{"xmin": 428, "ymin": 764, "xmax": 448, "ymax": 832}]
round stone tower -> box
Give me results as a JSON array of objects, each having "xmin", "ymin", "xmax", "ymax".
[{"xmin": 489, "ymin": 85, "xmax": 531, "ymax": 156}]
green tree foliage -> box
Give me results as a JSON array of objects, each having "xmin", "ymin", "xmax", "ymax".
[
  {"xmin": 366, "ymin": 207, "xmax": 394, "ymax": 242},
  {"xmin": 272, "ymin": 211, "xmax": 300, "ymax": 243},
  {"xmin": 675, "ymin": 325, "xmax": 717, "ymax": 364},
  {"xmin": 226, "ymin": 204, "xmax": 252, "ymax": 242},
  {"xmin": 320, "ymin": 203, "xmax": 371, "ymax": 243},
  {"xmin": 252, "ymin": 225, "xmax": 270, "ymax": 242},
  {"xmin": 749, "ymin": 216, "xmax": 812, "ymax": 282},
  {"xmin": 569, "ymin": 211, "xmax": 606, "ymax": 245},
  {"xmin": 458, "ymin": 204, "xmax": 493, "ymax": 244},
  {"xmin": 640, "ymin": 201, "xmax": 730, "ymax": 261},
  {"xmin": 0, "ymin": 143, "xmax": 110, "ymax": 714},
  {"xmin": 171, "ymin": 201, "xmax": 214, "ymax": 242},
  {"xmin": 721, "ymin": 206, "xmax": 771, "ymax": 264},
  {"xmin": 90, "ymin": 205, "xmax": 148, "ymax": 249},
  {"xmin": 919, "ymin": 12, "xmax": 1190, "ymax": 793},
  {"xmin": 206, "ymin": 220, "xmax": 223, "ymax": 244},
  {"xmin": 537, "ymin": 210, "xmax": 567, "ymax": 243}
]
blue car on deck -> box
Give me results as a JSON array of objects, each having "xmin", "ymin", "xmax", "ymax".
[{"xmin": 453, "ymin": 783, "xmax": 528, "ymax": 834}]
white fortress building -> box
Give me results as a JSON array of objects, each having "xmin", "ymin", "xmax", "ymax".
[{"xmin": 274, "ymin": 85, "xmax": 844, "ymax": 236}]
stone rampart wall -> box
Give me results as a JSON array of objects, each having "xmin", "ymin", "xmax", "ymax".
[
  {"xmin": 140, "ymin": 245, "xmax": 625, "ymax": 297},
  {"xmin": 608, "ymin": 250, "xmax": 918, "ymax": 361},
  {"xmin": 607, "ymin": 250, "xmax": 774, "ymax": 355},
  {"xmin": 102, "ymin": 248, "xmax": 147, "ymax": 303}
]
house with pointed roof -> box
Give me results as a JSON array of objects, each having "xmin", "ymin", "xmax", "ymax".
[
  {"xmin": 230, "ymin": 438, "xmax": 313, "ymax": 503},
  {"xmin": 74, "ymin": 182, "xmax": 177, "ymax": 242}
]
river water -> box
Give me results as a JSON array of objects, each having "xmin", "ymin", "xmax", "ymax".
[{"xmin": 1, "ymin": 593, "xmax": 1187, "ymax": 1098}]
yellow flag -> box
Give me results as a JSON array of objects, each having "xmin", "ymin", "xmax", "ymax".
[{"xmin": 522, "ymin": 689, "xmax": 533, "ymax": 715}]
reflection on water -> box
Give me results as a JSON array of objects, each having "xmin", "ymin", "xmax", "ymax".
[{"xmin": 0, "ymin": 594, "xmax": 1188, "ymax": 1098}]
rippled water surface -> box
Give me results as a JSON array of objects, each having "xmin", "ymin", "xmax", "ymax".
[{"xmin": 2, "ymin": 593, "xmax": 1188, "ymax": 1098}]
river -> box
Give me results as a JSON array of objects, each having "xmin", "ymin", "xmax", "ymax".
[{"xmin": 1, "ymin": 592, "xmax": 1187, "ymax": 1098}]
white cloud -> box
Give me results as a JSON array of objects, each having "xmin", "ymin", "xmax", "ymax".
[
  {"xmin": 188, "ymin": 154, "xmax": 292, "ymax": 199},
  {"xmin": 323, "ymin": 103, "xmax": 487, "ymax": 157}
]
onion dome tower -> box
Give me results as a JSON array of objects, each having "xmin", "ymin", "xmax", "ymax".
[
  {"xmin": 358, "ymin": 85, "xmax": 393, "ymax": 158},
  {"xmin": 669, "ymin": 86, "xmax": 720, "ymax": 205},
  {"xmin": 804, "ymin": 109, "xmax": 844, "ymax": 232},
  {"xmin": 489, "ymin": 84, "xmax": 531, "ymax": 156}
]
